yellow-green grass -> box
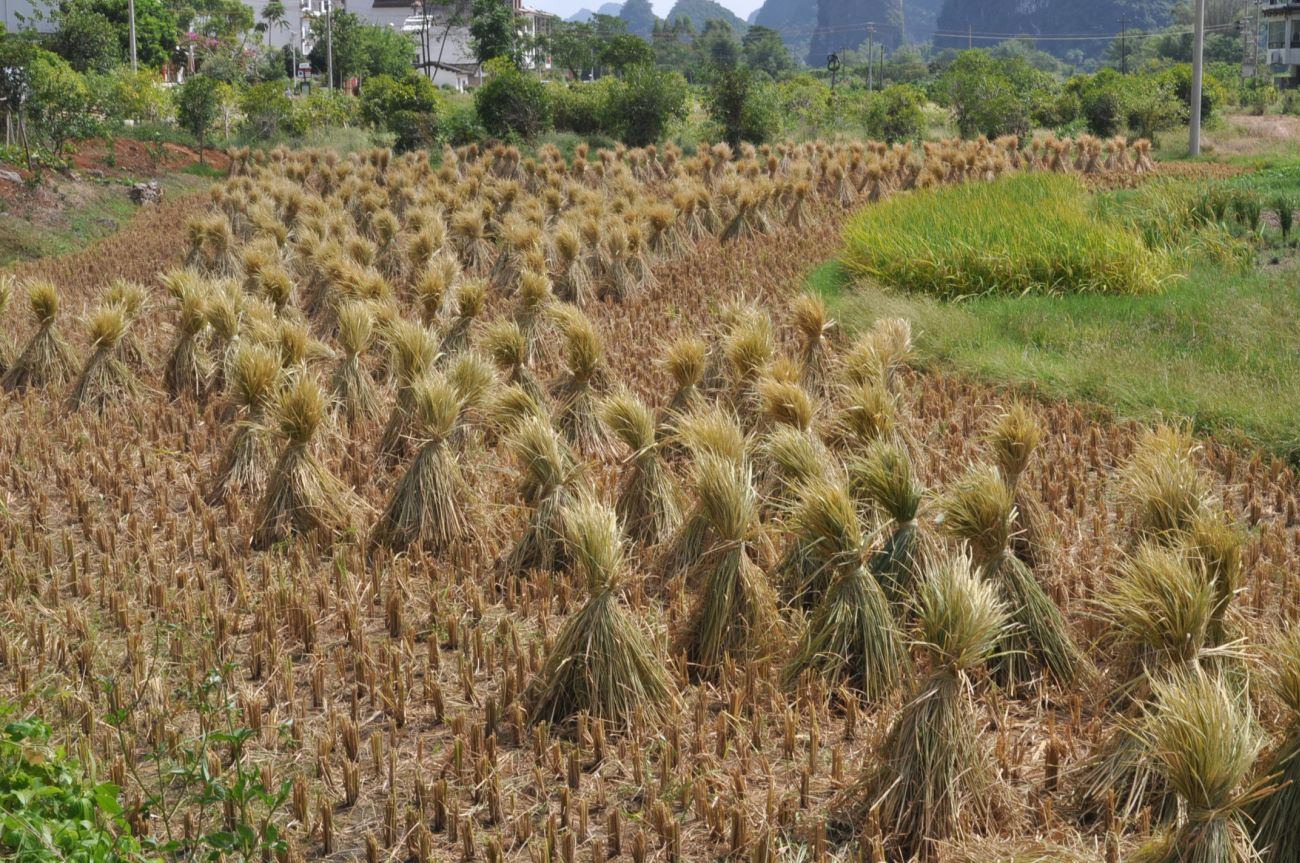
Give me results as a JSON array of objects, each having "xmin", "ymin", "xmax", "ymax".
[
  {"xmin": 809, "ymin": 255, "xmax": 1300, "ymax": 461},
  {"xmin": 840, "ymin": 173, "xmax": 1175, "ymax": 299}
]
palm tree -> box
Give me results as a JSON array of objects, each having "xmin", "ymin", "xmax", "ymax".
[{"xmin": 261, "ymin": 0, "xmax": 289, "ymax": 46}]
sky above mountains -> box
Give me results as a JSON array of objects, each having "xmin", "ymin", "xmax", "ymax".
[{"xmin": 530, "ymin": 0, "xmax": 766, "ymax": 22}]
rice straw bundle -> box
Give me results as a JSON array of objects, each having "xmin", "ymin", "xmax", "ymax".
[
  {"xmin": 104, "ymin": 279, "xmax": 150, "ymax": 370},
  {"xmin": 513, "ymin": 269, "xmax": 553, "ymax": 365},
  {"xmin": 550, "ymin": 306, "xmax": 613, "ymax": 457},
  {"xmin": 1185, "ymin": 509, "xmax": 1243, "ymax": 649},
  {"xmin": 481, "ymin": 318, "xmax": 546, "ymax": 404},
  {"xmin": 941, "ymin": 464, "xmax": 1088, "ymax": 689},
  {"xmin": 370, "ymin": 373, "xmax": 472, "ymax": 554},
  {"xmin": 500, "ymin": 416, "xmax": 582, "ymax": 576},
  {"xmin": 2, "ymin": 280, "xmax": 78, "ymax": 392},
  {"xmin": 378, "ymin": 318, "xmax": 439, "ymax": 464},
  {"xmin": 600, "ymin": 391, "xmax": 680, "ymax": 546},
  {"xmin": 835, "ymin": 380, "xmax": 897, "ymax": 450},
  {"xmin": 412, "ymin": 253, "xmax": 459, "ymax": 327},
  {"xmin": 1251, "ymin": 624, "xmax": 1300, "ymax": 863},
  {"xmin": 0, "ymin": 274, "xmax": 13, "ymax": 374},
  {"xmin": 252, "ymin": 375, "xmax": 359, "ymax": 549},
  {"xmin": 661, "ymin": 336, "xmax": 708, "ymax": 420},
  {"xmin": 163, "ymin": 281, "xmax": 211, "ymax": 400},
  {"xmin": 526, "ymin": 497, "xmax": 678, "ymax": 730},
  {"xmin": 781, "ymin": 479, "xmax": 908, "ymax": 700},
  {"xmin": 438, "ymin": 278, "xmax": 487, "ymax": 358},
  {"xmin": 850, "ymin": 440, "xmax": 927, "ymax": 607},
  {"xmin": 834, "ymin": 552, "xmax": 1007, "ymax": 862},
  {"xmin": 791, "ymin": 293, "xmax": 836, "ymax": 400},
  {"xmin": 678, "ymin": 454, "xmax": 782, "ymax": 675},
  {"xmin": 206, "ymin": 343, "xmax": 281, "ymax": 505},
  {"xmin": 551, "ymin": 223, "xmax": 594, "ymax": 307},
  {"xmin": 1115, "ymin": 426, "xmax": 1212, "ymax": 545},
  {"xmin": 1132, "ymin": 670, "xmax": 1268, "ymax": 863},
  {"xmin": 985, "ymin": 403, "xmax": 1051, "ymax": 570},
  {"xmin": 723, "ymin": 312, "xmax": 774, "ymax": 430},
  {"xmin": 67, "ymin": 305, "xmax": 138, "ymax": 412},
  {"xmin": 330, "ymin": 302, "xmax": 381, "ymax": 426}
]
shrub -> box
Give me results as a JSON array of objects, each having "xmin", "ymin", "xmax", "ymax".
[
  {"xmin": 776, "ymin": 74, "xmax": 832, "ymax": 137},
  {"xmin": 474, "ymin": 60, "xmax": 550, "ymax": 140},
  {"xmin": 96, "ymin": 66, "xmax": 174, "ymax": 124},
  {"xmin": 1163, "ymin": 63, "xmax": 1228, "ymax": 123},
  {"xmin": 176, "ymin": 74, "xmax": 224, "ymax": 161},
  {"xmin": 360, "ymin": 71, "xmax": 442, "ymax": 151},
  {"xmin": 608, "ymin": 66, "xmax": 687, "ymax": 147},
  {"xmin": 27, "ymin": 53, "xmax": 98, "ymax": 156},
  {"xmin": 549, "ymin": 80, "xmax": 612, "ymax": 136},
  {"xmin": 292, "ymin": 89, "xmax": 360, "ymax": 132},
  {"xmin": 706, "ymin": 65, "xmax": 780, "ymax": 147},
  {"xmin": 1067, "ymin": 69, "xmax": 1124, "ymax": 137},
  {"xmin": 940, "ymin": 50, "xmax": 1056, "ymax": 140},
  {"xmin": 861, "ymin": 84, "xmax": 925, "ymax": 144},
  {"xmin": 1123, "ymin": 75, "xmax": 1182, "ymax": 140},
  {"xmin": 442, "ymin": 98, "xmax": 485, "ymax": 146},
  {"xmin": 240, "ymin": 80, "xmax": 295, "ymax": 139},
  {"xmin": 841, "ymin": 173, "xmax": 1173, "ymax": 298}
]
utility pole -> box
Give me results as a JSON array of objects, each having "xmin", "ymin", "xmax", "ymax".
[
  {"xmin": 1189, "ymin": 0, "xmax": 1206, "ymax": 155},
  {"xmin": 1120, "ymin": 13, "xmax": 1127, "ymax": 73},
  {"xmin": 968, "ymin": 23, "xmax": 972, "ymax": 50},
  {"xmin": 326, "ymin": 0, "xmax": 335, "ymax": 90},
  {"xmin": 128, "ymin": 0, "xmax": 137, "ymax": 71},
  {"xmin": 866, "ymin": 22, "xmax": 874, "ymax": 91}
]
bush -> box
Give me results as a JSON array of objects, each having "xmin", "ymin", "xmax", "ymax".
[
  {"xmin": 1067, "ymin": 69, "xmax": 1124, "ymax": 137},
  {"xmin": 292, "ymin": 89, "xmax": 361, "ymax": 133},
  {"xmin": 240, "ymin": 80, "xmax": 295, "ymax": 139},
  {"xmin": 0, "ymin": 709, "xmax": 147, "ymax": 863},
  {"xmin": 550, "ymin": 80, "xmax": 614, "ymax": 136},
  {"xmin": 607, "ymin": 66, "xmax": 687, "ymax": 147},
  {"xmin": 841, "ymin": 173, "xmax": 1172, "ymax": 298},
  {"xmin": 940, "ymin": 51, "xmax": 1056, "ymax": 140},
  {"xmin": 474, "ymin": 59, "xmax": 550, "ymax": 141},
  {"xmin": 90, "ymin": 66, "xmax": 174, "ymax": 125},
  {"xmin": 706, "ymin": 65, "xmax": 781, "ymax": 147},
  {"xmin": 1123, "ymin": 75, "xmax": 1182, "ymax": 140},
  {"xmin": 360, "ymin": 71, "xmax": 443, "ymax": 151},
  {"xmin": 1163, "ymin": 63, "xmax": 1228, "ymax": 124},
  {"xmin": 175, "ymin": 74, "xmax": 223, "ymax": 160},
  {"xmin": 27, "ymin": 53, "xmax": 98, "ymax": 156},
  {"xmin": 442, "ymin": 97, "xmax": 485, "ymax": 146},
  {"xmin": 861, "ymin": 84, "xmax": 925, "ymax": 144},
  {"xmin": 776, "ymin": 74, "xmax": 832, "ymax": 137}
]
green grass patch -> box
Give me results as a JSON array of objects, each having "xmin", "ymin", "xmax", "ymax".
[
  {"xmin": 812, "ymin": 255, "xmax": 1300, "ymax": 460},
  {"xmin": 840, "ymin": 173, "xmax": 1175, "ymax": 299}
]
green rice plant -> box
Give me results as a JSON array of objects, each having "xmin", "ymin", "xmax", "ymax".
[
  {"xmin": 600, "ymin": 391, "xmax": 680, "ymax": 547},
  {"xmin": 526, "ymin": 497, "xmax": 678, "ymax": 731},
  {"xmin": 1132, "ymin": 670, "xmax": 1268, "ymax": 863},
  {"xmin": 207, "ymin": 343, "xmax": 281, "ymax": 505},
  {"xmin": 370, "ymin": 374, "xmax": 472, "ymax": 554},
  {"xmin": 2, "ymin": 280, "xmax": 78, "ymax": 392},
  {"xmin": 850, "ymin": 440, "xmax": 927, "ymax": 607},
  {"xmin": 67, "ymin": 305, "xmax": 138, "ymax": 413},
  {"xmin": 252, "ymin": 376, "xmax": 359, "ymax": 549},
  {"xmin": 1251, "ymin": 624, "xmax": 1300, "ymax": 863},
  {"xmin": 781, "ymin": 479, "xmax": 908, "ymax": 700},
  {"xmin": 678, "ymin": 454, "xmax": 782, "ymax": 675},
  {"xmin": 500, "ymin": 416, "xmax": 582, "ymax": 577},
  {"xmin": 841, "ymin": 173, "xmax": 1173, "ymax": 299},
  {"xmin": 834, "ymin": 552, "xmax": 1007, "ymax": 862},
  {"xmin": 1273, "ymin": 196, "xmax": 1294, "ymax": 245},
  {"xmin": 941, "ymin": 464, "xmax": 1088, "ymax": 689}
]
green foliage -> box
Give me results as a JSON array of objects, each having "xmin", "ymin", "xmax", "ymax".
[
  {"xmin": 84, "ymin": 0, "xmax": 178, "ymax": 68},
  {"xmin": 775, "ymin": 74, "xmax": 831, "ymax": 138},
  {"xmin": 859, "ymin": 84, "xmax": 925, "ymax": 144},
  {"xmin": 27, "ymin": 53, "xmax": 99, "ymax": 156},
  {"xmin": 360, "ymin": 71, "xmax": 442, "ymax": 151},
  {"xmin": 175, "ymin": 74, "xmax": 223, "ymax": 157},
  {"xmin": 0, "ymin": 709, "xmax": 149, "ymax": 863},
  {"xmin": 706, "ymin": 65, "xmax": 780, "ymax": 147},
  {"xmin": 469, "ymin": 0, "xmax": 519, "ymax": 65},
  {"xmin": 474, "ymin": 60, "xmax": 550, "ymax": 140},
  {"xmin": 608, "ymin": 65, "xmax": 688, "ymax": 146},
  {"xmin": 741, "ymin": 25, "xmax": 793, "ymax": 79},
  {"xmin": 50, "ymin": 7, "xmax": 120, "ymax": 73},
  {"xmin": 548, "ymin": 20, "xmax": 602, "ymax": 79},
  {"xmin": 1162, "ymin": 63, "xmax": 1228, "ymax": 124},
  {"xmin": 694, "ymin": 18, "xmax": 741, "ymax": 71},
  {"xmin": 600, "ymin": 33, "xmax": 653, "ymax": 76},
  {"xmin": 93, "ymin": 67, "xmax": 175, "ymax": 124},
  {"xmin": 1066, "ymin": 68, "xmax": 1125, "ymax": 137},
  {"xmin": 239, "ymin": 80, "xmax": 293, "ymax": 138},
  {"xmin": 618, "ymin": 0, "xmax": 657, "ymax": 39},
  {"xmin": 308, "ymin": 12, "xmax": 415, "ymax": 88},
  {"xmin": 841, "ymin": 173, "xmax": 1173, "ymax": 299},
  {"xmin": 549, "ymin": 79, "xmax": 618, "ymax": 136},
  {"xmin": 1123, "ymin": 74, "xmax": 1183, "ymax": 140},
  {"xmin": 939, "ymin": 50, "xmax": 1057, "ymax": 140},
  {"xmin": 292, "ymin": 89, "xmax": 359, "ymax": 132},
  {"xmin": 441, "ymin": 97, "xmax": 485, "ymax": 146}
]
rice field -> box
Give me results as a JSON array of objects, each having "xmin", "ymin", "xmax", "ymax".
[{"xmin": 2, "ymin": 134, "xmax": 1299, "ymax": 863}]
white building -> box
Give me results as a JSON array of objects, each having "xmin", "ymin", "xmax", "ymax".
[{"xmin": 1263, "ymin": 0, "xmax": 1300, "ymax": 87}]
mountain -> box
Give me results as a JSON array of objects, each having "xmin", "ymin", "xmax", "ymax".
[
  {"xmin": 620, "ymin": 0, "xmax": 658, "ymax": 37},
  {"xmin": 932, "ymin": 0, "xmax": 1181, "ymax": 57},
  {"xmin": 752, "ymin": 0, "xmax": 811, "ymax": 58},
  {"xmin": 808, "ymin": 0, "xmax": 904, "ymax": 66},
  {"xmin": 567, "ymin": 8, "xmax": 597, "ymax": 21},
  {"xmin": 665, "ymin": 0, "xmax": 750, "ymax": 34}
]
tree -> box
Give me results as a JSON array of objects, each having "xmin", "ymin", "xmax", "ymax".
[
  {"xmin": 469, "ymin": 0, "xmax": 519, "ymax": 66},
  {"xmin": 474, "ymin": 57, "xmax": 550, "ymax": 139},
  {"xmin": 694, "ymin": 18, "xmax": 740, "ymax": 71},
  {"xmin": 600, "ymin": 33, "xmax": 653, "ymax": 77},
  {"xmin": 89, "ymin": 0, "xmax": 178, "ymax": 68},
  {"xmin": 173, "ymin": 0, "xmax": 255, "ymax": 43},
  {"xmin": 240, "ymin": 80, "xmax": 294, "ymax": 138},
  {"xmin": 706, "ymin": 64, "xmax": 780, "ymax": 146},
  {"xmin": 260, "ymin": 0, "xmax": 288, "ymax": 45},
  {"xmin": 862, "ymin": 83, "xmax": 924, "ymax": 143},
  {"xmin": 1123, "ymin": 75, "xmax": 1182, "ymax": 139},
  {"xmin": 28, "ymin": 52, "xmax": 98, "ymax": 155},
  {"xmin": 549, "ymin": 21, "xmax": 598, "ymax": 79},
  {"xmin": 741, "ymin": 25, "xmax": 792, "ymax": 80},
  {"xmin": 308, "ymin": 12, "xmax": 415, "ymax": 87},
  {"xmin": 940, "ymin": 50, "xmax": 1055, "ymax": 139},
  {"xmin": 360, "ymin": 70, "xmax": 443, "ymax": 151},
  {"xmin": 50, "ymin": 6, "xmax": 120, "ymax": 74},
  {"xmin": 176, "ymin": 73, "xmax": 222, "ymax": 162}
]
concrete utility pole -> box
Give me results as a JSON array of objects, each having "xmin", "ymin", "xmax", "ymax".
[
  {"xmin": 1120, "ymin": 14, "xmax": 1127, "ymax": 73},
  {"xmin": 866, "ymin": 22, "xmax": 874, "ymax": 91},
  {"xmin": 128, "ymin": 0, "xmax": 138, "ymax": 70},
  {"xmin": 1189, "ymin": 0, "xmax": 1206, "ymax": 155}
]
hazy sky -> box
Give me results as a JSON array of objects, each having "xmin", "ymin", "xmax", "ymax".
[{"xmin": 528, "ymin": 0, "xmax": 765, "ymax": 22}]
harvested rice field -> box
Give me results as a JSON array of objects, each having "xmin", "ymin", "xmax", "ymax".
[{"xmin": 1, "ymin": 137, "xmax": 1298, "ymax": 863}]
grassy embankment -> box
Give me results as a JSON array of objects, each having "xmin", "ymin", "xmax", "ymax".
[{"xmin": 815, "ymin": 162, "xmax": 1300, "ymax": 459}]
